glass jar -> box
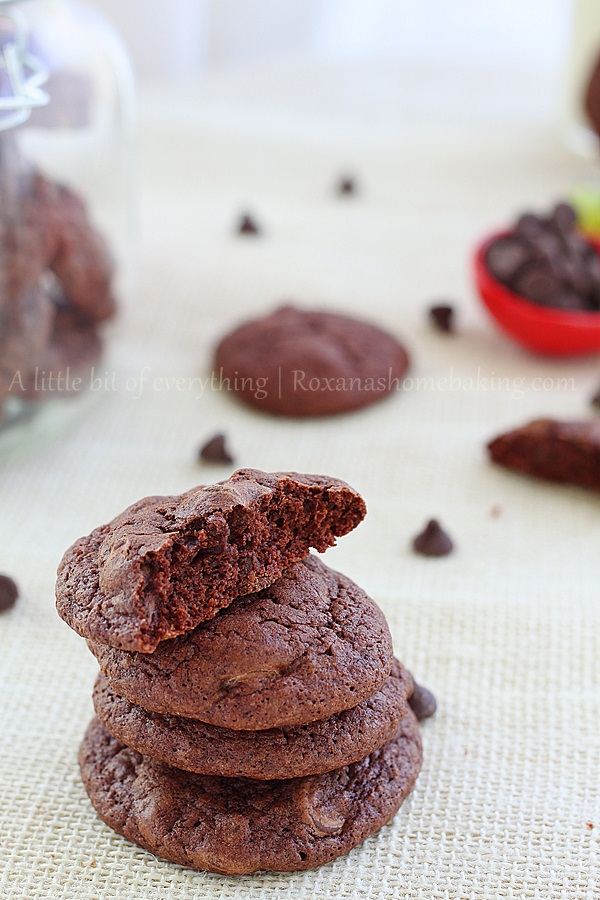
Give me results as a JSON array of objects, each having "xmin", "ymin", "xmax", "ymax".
[{"xmin": 0, "ymin": 0, "xmax": 134, "ymax": 445}]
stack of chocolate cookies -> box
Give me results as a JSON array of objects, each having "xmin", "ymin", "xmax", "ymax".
[{"xmin": 56, "ymin": 470, "xmax": 428, "ymax": 875}]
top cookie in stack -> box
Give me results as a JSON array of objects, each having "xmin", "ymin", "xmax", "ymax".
[
  {"xmin": 56, "ymin": 469, "xmax": 367, "ymax": 652},
  {"xmin": 56, "ymin": 470, "xmax": 429, "ymax": 874}
]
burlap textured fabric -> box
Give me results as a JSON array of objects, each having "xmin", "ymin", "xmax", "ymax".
[{"xmin": 0, "ymin": 61, "xmax": 599, "ymax": 898}]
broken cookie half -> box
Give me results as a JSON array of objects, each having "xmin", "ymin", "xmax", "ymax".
[
  {"xmin": 55, "ymin": 469, "xmax": 366, "ymax": 652},
  {"xmin": 488, "ymin": 418, "xmax": 600, "ymax": 491}
]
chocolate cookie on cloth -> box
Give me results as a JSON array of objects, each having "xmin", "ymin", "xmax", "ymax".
[
  {"xmin": 56, "ymin": 469, "xmax": 366, "ymax": 653},
  {"xmin": 89, "ymin": 555, "xmax": 394, "ymax": 729},
  {"xmin": 92, "ymin": 660, "xmax": 412, "ymax": 779},
  {"xmin": 213, "ymin": 305, "xmax": 410, "ymax": 417},
  {"xmin": 79, "ymin": 713, "xmax": 422, "ymax": 875},
  {"xmin": 488, "ymin": 418, "xmax": 600, "ymax": 491}
]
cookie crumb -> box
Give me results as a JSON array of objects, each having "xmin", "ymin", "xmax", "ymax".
[
  {"xmin": 587, "ymin": 822, "xmax": 594, "ymax": 830},
  {"xmin": 237, "ymin": 213, "xmax": 261, "ymax": 236},
  {"xmin": 429, "ymin": 304, "xmax": 455, "ymax": 333},
  {"xmin": 412, "ymin": 519, "xmax": 454, "ymax": 557},
  {"xmin": 198, "ymin": 433, "xmax": 234, "ymax": 465},
  {"xmin": 337, "ymin": 176, "xmax": 357, "ymax": 196},
  {"xmin": 0, "ymin": 574, "xmax": 19, "ymax": 612},
  {"xmin": 490, "ymin": 505, "xmax": 502, "ymax": 518},
  {"xmin": 408, "ymin": 681, "xmax": 437, "ymax": 721}
]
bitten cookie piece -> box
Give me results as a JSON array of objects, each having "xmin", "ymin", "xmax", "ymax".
[
  {"xmin": 56, "ymin": 470, "xmax": 366, "ymax": 653},
  {"xmin": 214, "ymin": 305, "xmax": 410, "ymax": 417},
  {"xmin": 79, "ymin": 714, "xmax": 422, "ymax": 875},
  {"xmin": 89, "ymin": 555, "xmax": 394, "ymax": 729},
  {"xmin": 93, "ymin": 660, "xmax": 413, "ymax": 779},
  {"xmin": 487, "ymin": 418, "xmax": 600, "ymax": 491}
]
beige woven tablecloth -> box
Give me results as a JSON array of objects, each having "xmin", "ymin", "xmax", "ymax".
[{"xmin": 1, "ymin": 59, "xmax": 600, "ymax": 899}]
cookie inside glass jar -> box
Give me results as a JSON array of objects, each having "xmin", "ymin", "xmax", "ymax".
[{"xmin": 0, "ymin": 0, "xmax": 133, "ymax": 440}]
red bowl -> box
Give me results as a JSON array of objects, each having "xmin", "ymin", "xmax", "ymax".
[{"xmin": 474, "ymin": 232, "xmax": 600, "ymax": 356}]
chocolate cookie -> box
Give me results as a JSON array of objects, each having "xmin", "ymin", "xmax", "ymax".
[
  {"xmin": 20, "ymin": 307, "xmax": 102, "ymax": 399},
  {"xmin": 92, "ymin": 660, "xmax": 412, "ymax": 779},
  {"xmin": 0, "ymin": 169, "xmax": 57, "ymax": 303},
  {"xmin": 487, "ymin": 418, "xmax": 600, "ymax": 491},
  {"xmin": 56, "ymin": 469, "xmax": 366, "ymax": 653},
  {"xmin": 0, "ymin": 285, "xmax": 54, "ymax": 396},
  {"xmin": 213, "ymin": 305, "xmax": 410, "ymax": 417},
  {"xmin": 89, "ymin": 555, "xmax": 393, "ymax": 729},
  {"xmin": 49, "ymin": 182, "xmax": 116, "ymax": 324},
  {"xmin": 79, "ymin": 713, "xmax": 422, "ymax": 874}
]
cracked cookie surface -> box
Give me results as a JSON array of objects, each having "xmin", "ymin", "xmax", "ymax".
[
  {"xmin": 214, "ymin": 305, "xmax": 410, "ymax": 417},
  {"xmin": 56, "ymin": 469, "xmax": 366, "ymax": 653},
  {"xmin": 79, "ymin": 710, "xmax": 422, "ymax": 874},
  {"xmin": 89, "ymin": 555, "xmax": 393, "ymax": 729}
]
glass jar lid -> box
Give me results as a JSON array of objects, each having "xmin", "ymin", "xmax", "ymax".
[{"xmin": 0, "ymin": 4, "xmax": 48, "ymax": 130}]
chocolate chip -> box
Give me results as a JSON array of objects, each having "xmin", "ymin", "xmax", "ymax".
[
  {"xmin": 237, "ymin": 214, "xmax": 260, "ymax": 236},
  {"xmin": 486, "ymin": 203, "xmax": 600, "ymax": 312},
  {"xmin": 0, "ymin": 574, "xmax": 19, "ymax": 612},
  {"xmin": 514, "ymin": 213, "xmax": 543, "ymax": 240},
  {"xmin": 337, "ymin": 176, "xmax": 356, "ymax": 195},
  {"xmin": 198, "ymin": 433, "xmax": 234, "ymax": 464},
  {"xmin": 485, "ymin": 237, "xmax": 531, "ymax": 283},
  {"xmin": 512, "ymin": 260, "xmax": 560, "ymax": 306},
  {"xmin": 591, "ymin": 386, "xmax": 600, "ymax": 410},
  {"xmin": 429, "ymin": 304, "xmax": 455, "ymax": 333},
  {"xmin": 408, "ymin": 680, "xmax": 437, "ymax": 721},
  {"xmin": 551, "ymin": 202, "xmax": 577, "ymax": 235},
  {"xmin": 412, "ymin": 519, "xmax": 454, "ymax": 557}
]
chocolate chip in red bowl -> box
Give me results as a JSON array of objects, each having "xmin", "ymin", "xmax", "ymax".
[
  {"xmin": 474, "ymin": 201, "xmax": 600, "ymax": 355},
  {"xmin": 0, "ymin": 575, "xmax": 19, "ymax": 613}
]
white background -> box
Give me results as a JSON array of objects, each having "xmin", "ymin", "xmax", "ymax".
[{"xmin": 92, "ymin": 0, "xmax": 571, "ymax": 81}]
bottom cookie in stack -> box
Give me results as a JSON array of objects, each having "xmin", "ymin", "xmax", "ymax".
[
  {"xmin": 80, "ymin": 556, "xmax": 430, "ymax": 874},
  {"xmin": 80, "ymin": 711, "xmax": 421, "ymax": 876}
]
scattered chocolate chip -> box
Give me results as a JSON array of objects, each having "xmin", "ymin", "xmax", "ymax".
[
  {"xmin": 198, "ymin": 433, "xmax": 234, "ymax": 464},
  {"xmin": 408, "ymin": 680, "xmax": 437, "ymax": 721},
  {"xmin": 237, "ymin": 213, "xmax": 260, "ymax": 236},
  {"xmin": 412, "ymin": 519, "xmax": 454, "ymax": 557},
  {"xmin": 429, "ymin": 304, "xmax": 455, "ymax": 333},
  {"xmin": 485, "ymin": 202, "xmax": 600, "ymax": 312},
  {"xmin": 337, "ymin": 176, "xmax": 356, "ymax": 196},
  {"xmin": 0, "ymin": 574, "xmax": 19, "ymax": 612}
]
